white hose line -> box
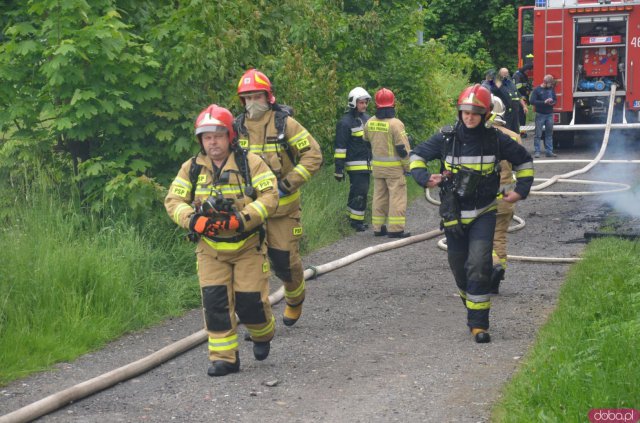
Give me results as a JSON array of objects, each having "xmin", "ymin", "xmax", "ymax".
[
  {"xmin": 529, "ymin": 178, "xmax": 630, "ymax": 196},
  {"xmin": 435, "ymin": 237, "xmax": 581, "ymax": 263},
  {"xmin": 0, "ymin": 229, "xmax": 443, "ymax": 423},
  {"xmin": 535, "ymin": 159, "xmax": 640, "ymax": 164},
  {"xmin": 531, "ymin": 84, "xmax": 617, "ymax": 192}
]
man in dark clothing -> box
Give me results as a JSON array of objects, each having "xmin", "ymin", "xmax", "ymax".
[
  {"xmin": 482, "ymin": 69, "xmax": 511, "ymax": 118},
  {"xmin": 498, "ymin": 68, "xmax": 526, "ymax": 134},
  {"xmin": 409, "ymin": 84, "xmax": 534, "ymax": 343},
  {"xmin": 334, "ymin": 87, "xmax": 372, "ymax": 231},
  {"xmin": 530, "ymin": 74, "xmax": 558, "ymax": 158}
]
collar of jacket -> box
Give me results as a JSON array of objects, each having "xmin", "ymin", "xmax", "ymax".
[{"xmin": 375, "ymin": 107, "xmax": 395, "ymax": 119}]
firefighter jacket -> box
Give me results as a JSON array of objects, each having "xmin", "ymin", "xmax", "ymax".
[
  {"xmin": 164, "ymin": 150, "xmax": 279, "ymax": 252},
  {"xmin": 364, "ymin": 108, "xmax": 411, "ymax": 178},
  {"xmin": 501, "ymin": 79, "xmax": 521, "ymax": 104},
  {"xmin": 236, "ymin": 109, "xmax": 322, "ymax": 218},
  {"xmin": 513, "ymin": 69, "xmax": 531, "ymax": 100},
  {"xmin": 334, "ymin": 109, "xmax": 371, "ymax": 175},
  {"xmin": 494, "ymin": 125, "xmax": 523, "ymax": 192},
  {"xmin": 410, "ymin": 122, "xmax": 534, "ymax": 225}
]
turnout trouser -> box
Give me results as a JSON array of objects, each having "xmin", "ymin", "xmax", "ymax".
[
  {"xmin": 267, "ymin": 211, "xmax": 305, "ymax": 307},
  {"xmin": 197, "ymin": 240, "xmax": 274, "ymax": 363},
  {"xmin": 347, "ymin": 171, "xmax": 370, "ymax": 223},
  {"xmin": 446, "ymin": 211, "xmax": 496, "ymax": 330},
  {"xmin": 372, "ymin": 175, "xmax": 407, "ymax": 233}
]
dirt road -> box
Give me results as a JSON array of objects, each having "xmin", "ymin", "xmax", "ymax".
[{"xmin": 1, "ymin": 135, "xmax": 638, "ymax": 422}]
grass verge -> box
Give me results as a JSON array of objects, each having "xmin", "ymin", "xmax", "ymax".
[
  {"xmin": 492, "ymin": 238, "xmax": 640, "ymax": 422},
  {"xmin": 0, "ymin": 179, "xmax": 200, "ymax": 385}
]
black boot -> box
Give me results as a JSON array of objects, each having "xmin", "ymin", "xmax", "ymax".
[
  {"xmin": 253, "ymin": 341, "xmax": 271, "ymax": 361},
  {"xmin": 350, "ymin": 221, "xmax": 368, "ymax": 232},
  {"xmin": 471, "ymin": 328, "xmax": 491, "ymax": 343},
  {"xmin": 490, "ymin": 265, "xmax": 505, "ymax": 294},
  {"xmin": 373, "ymin": 225, "xmax": 387, "ymax": 237},
  {"xmin": 387, "ymin": 231, "xmax": 411, "ymax": 238},
  {"xmin": 208, "ymin": 352, "xmax": 240, "ymax": 377}
]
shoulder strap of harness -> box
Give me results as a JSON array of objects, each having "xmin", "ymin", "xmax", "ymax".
[
  {"xmin": 272, "ymin": 103, "xmax": 296, "ymax": 165},
  {"xmin": 440, "ymin": 122, "xmax": 458, "ymax": 164},
  {"xmin": 234, "ymin": 147, "xmax": 256, "ymax": 200},
  {"xmin": 188, "ymin": 156, "xmax": 203, "ymax": 203}
]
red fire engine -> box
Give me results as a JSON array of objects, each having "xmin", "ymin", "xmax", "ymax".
[{"xmin": 518, "ymin": 0, "xmax": 640, "ymax": 147}]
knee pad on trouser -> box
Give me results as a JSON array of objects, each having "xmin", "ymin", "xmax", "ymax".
[
  {"xmin": 268, "ymin": 247, "xmax": 291, "ymax": 281},
  {"xmin": 236, "ymin": 291, "xmax": 274, "ymax": 342},
  {"xmin": 202, "ymin": 285, "xmax": 238, "ymax": 362},
  {"xmin": 202, "ymin": 285, "xmax": 232, "ymax": 332},
  {"xmin": 268, "ymin": 247, "xmax": 305, "ymax": 305}
]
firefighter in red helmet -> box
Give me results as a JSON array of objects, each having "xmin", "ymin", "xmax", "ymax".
[
  {"xmin": 409, "ymin": 84, "xmax": 534, "ymax": 343},
  {"xmin": 235, "ymin": 69, "xmax": 323, "ymax": 328},
  {"xmin": 165, "ymin": 104, "xmax": 279, "ymax": 376},
  {"xmin": 364, "ymin": 87, "xmax": 412, "ymax": 238}
]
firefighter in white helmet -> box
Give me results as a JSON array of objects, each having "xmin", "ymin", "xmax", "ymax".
[
  {"xmin": 487, "ymin": 95, "xmax": 524, "ymax": 294},
  {"xmin": 235, "ymin": 69, "xmax": 323, "ymax": 327},
  {"xmin": 364, "ymin": 88, "xmax": 412, "ymax": 238},
  {"xmin": 334, "ymin": 87, "xmax": 372, "ymax": 231},
  {"xmin": 165, "ymin": 104, "xmax": 279, "ymax": 376}
]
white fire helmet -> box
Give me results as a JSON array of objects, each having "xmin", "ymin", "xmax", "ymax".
[
  {"xmin": 490, "ymin": 95, "xmax": 506, "ymax": 125},
  {"xmin": 347, "ymin": 87, "xmax": 371, "ymax": 109}
]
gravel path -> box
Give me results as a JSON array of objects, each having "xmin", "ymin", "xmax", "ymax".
[{"xmin": 1, "ymin": 135, "xmax": 639, "ymax": 423}]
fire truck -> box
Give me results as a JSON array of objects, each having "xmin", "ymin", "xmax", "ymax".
[{"xmin": 518, "ymin": 0, "xmax": 640, "ymax": 147}]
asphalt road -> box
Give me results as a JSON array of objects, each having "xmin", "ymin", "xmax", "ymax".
[{"xmin": 1, "ymin": 133, "xmax": 639, "ymax": 423}]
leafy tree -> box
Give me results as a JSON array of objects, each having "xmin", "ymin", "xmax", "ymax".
[
  {"xmin": 0, "ymin": 0, "xmax": 164, "ymax": 214},
  {"xmin": 421, "ymin": 0, "xmax": 530, "ymax": 81},
  {"xmin": 1, "ymin": 0, "xmax": 472, "ymax": 219}
]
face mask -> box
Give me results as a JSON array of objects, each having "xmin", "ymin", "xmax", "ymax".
[{"xmin": 245, "ymin": 101, "xmax": 270, "ymax": 119}]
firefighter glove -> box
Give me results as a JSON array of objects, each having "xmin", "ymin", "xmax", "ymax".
[
  {"xmin": 334, "ymin": 173, "xmax": 344, "ymax": 182},
  {"xmin": 209, "ymin": 214, "xmax": 243, "ymax": 233},
  {"xmin": 189, "ymin": 214, "xmax": 215, "ymax": 235}
]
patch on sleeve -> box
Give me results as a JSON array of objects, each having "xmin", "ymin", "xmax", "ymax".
[
  {"xmin": 256, "ymin": 179, "xmax": 274, "ymax": 192},
  {"xmin": 171, "ymin": 186, "xmax": 188, "ymax": 198}
]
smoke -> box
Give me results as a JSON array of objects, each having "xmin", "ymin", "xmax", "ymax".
[{"xmin": 588, "ymin": 129, "xmax": 640, "ymax": 218}]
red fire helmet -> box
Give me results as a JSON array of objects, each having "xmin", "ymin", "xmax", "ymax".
[
  {"xmin": 237, "ymin": 69, "xmax": 276, "ymax": 104},
  {"xmin": 457, "ymin": 84, "xmax": 491, "ymax": 116},
  {"xmin": 194, "ymin": 104, "xmax": 236, "ymax": 142},
  {"xmin": 375, "ymin": 88, "xmax": 395, "ymax": 108}
]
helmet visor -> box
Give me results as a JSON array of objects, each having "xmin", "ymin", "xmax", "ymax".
[{"xmin": 195, "ymin": 125, "xmax": 228, "ymax": 136}]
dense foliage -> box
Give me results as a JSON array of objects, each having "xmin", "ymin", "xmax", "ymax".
[{"xmin": 0, "ymin": 0, "xmax": 521, "ymax": 218}]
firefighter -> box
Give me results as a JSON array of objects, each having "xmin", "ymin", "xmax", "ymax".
[
  {"xmin": 487, "ymin": 95, "xmax": 523, "ymax": 294},
  {"xmin": 513, "ymin": 63, "xmax": 533, "ymax": 134},
  {"xmin": 364, "ymin": 88, "xmax": 412, "ymax": 238},
  {"xmin": 165, "ymin": 104, "xmax": 279, "ymax": 376},
  {"xmin": 409, "ymin": 85, "xmax": 534, "ymax": 343},
  {"xmin": 334, "ymin": 87, "xmax": 372, "ymax": 231},
  {"xmin": 235, "ymin": 69, "xmax": 323, "ymax": 327},
  {"xmin": 497, "ymin": 68, "xmax": 525, "ymax": 134}
]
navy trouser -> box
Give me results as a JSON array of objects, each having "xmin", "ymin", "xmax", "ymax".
[
  {"xmin": 446, "ymin": 211, "xmax": 496, "ymax": 330},
  {"xmin": 347, "ymin": 171, "xmax": 370, "ymax": 222}
]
